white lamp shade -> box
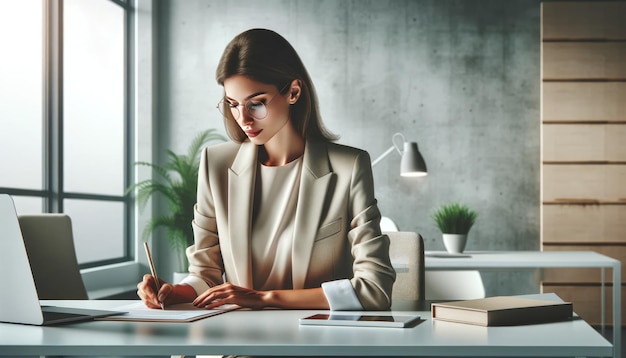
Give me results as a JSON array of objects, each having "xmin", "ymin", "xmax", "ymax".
[
  {"xmin": 400, "ymin": 142, "xmax": 427, "ymax": 177},
  {"xmin": 371, "ymin": 133, "xmax": 428, "ymax": 178}
]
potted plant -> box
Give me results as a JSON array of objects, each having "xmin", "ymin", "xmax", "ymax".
[
  {"xmin": 432, "ymin": 202, "xmax": 478, "ymax": 254},
  {"xmin": 126, "ymin": 129, "xmax": 226, "ymax": 281}
]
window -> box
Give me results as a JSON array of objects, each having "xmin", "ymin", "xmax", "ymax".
[{"xmin": 0, "ymin": 0, "xmax": 132, "ymax": 268}]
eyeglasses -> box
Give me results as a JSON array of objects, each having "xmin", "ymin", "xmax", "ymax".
[{"xmin": 217, "ymin": 83, "xmax": 290, "ymax": 120}]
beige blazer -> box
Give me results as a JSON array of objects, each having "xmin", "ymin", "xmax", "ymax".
[{"xmin": 187, "ymin": 139, "xmax": 396, "ymax": 310}]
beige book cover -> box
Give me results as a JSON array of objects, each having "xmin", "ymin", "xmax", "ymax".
[{"xmin": 431, "ymin": 296, "xmax": 573, "ymax": 326}]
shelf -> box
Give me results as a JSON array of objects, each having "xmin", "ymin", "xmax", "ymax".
[
  {"xmin": 543, "ymin": 38, "xmax": 626, "ymax": 43},
  {"xmin": 543, "ymin": 121, "xmax": 626, "ymax": 124},
  {"xmin": 543, "ymin": 78, "xmax": 626, "ymax": 82},
  {"xmin": 543, "ymin": 242, "xmax": 626, "ymax": 247},
  {"xmin": 543, "ymin": 161, "xmax": 626, "ymax": 165},
  {"xmin": 542, "ymin": 282, "xmax": 623, "ymax": 287},
  {"xmin": 543, "ymin": 199, "xmax": 626, "ymax": 205}
]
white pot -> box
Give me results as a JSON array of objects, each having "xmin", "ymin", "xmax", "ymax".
[
  {"xmin": 442, "ymin": 234, "xmax": 468, "ymax": 254},
  {"xmin": 172, "ymin": 272, "xmax": 188, "ymax": 284}
]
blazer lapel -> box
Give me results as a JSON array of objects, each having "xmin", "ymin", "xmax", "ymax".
[
  {"xmin": 292, "ymin": 141, "xmax": 333, "ymax": 289},
  {"xmin": 227, "ymin": 141, "xmax": 257, "ymax": 288}
]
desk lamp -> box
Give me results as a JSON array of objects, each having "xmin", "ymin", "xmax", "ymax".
[{"xmin": 371, "ymin": 132, "xmax": 427, "ymax": 177}]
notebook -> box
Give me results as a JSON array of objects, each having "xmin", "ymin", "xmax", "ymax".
[
  {"xmin": 0, "ymin": 194, "xmax": 124, "ymax": 325},
  {"xmin": 96, "ymin": 301, "xmax": 239, "ymax": 322}
]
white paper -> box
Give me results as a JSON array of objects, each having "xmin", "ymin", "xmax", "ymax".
[{"xmin": 96, "ymin": 301, "xmax": 238, "ymax": 322}]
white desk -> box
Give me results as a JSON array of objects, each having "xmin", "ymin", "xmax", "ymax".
[
  {"xmin": 425, "ymin": 250, "xmax": 621, "ymax": 358},
  {"xmin": 0, "ymin": 296, "xmax": 613, "ymax": 357}
]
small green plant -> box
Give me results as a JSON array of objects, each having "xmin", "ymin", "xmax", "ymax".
[
  {"xmin": 432, "ymin": 202, "xmax": 477, "ymax": 235},
  {"xmin": 126, "ymin": 129, "xmax": 226, "ymax": 272}
]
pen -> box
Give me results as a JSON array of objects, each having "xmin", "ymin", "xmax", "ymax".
[{"xmin": 143, "ymin": 242, "xmax": 165, "ymax": 310}]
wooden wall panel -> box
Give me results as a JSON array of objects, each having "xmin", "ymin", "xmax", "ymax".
[
  {"xmin": 543, "ymin": 124, "xmax": 626, "ymax": 162},
  {"xmin": 543, "ymin": 164, "xmax": 626, "ymax": 200},
  {"xmin": 542, "ymin": 245, "xmax": 626, "ymax": 282},
  {"xmin": 543, "ymin": 42, "xmax": 626, "ymax": 79},
  {"xmin": 542, "ymin": 2, "xmax": 626, "ymax": 40},
  {"xmin": 607, "ymin": 126, "xmax": 626, "ymax": 161},
  {"xmin": 544, "ymin": 267, "xmax": 622, "ymax": 284},
  {"xmin": 543, "ymin": 204, "xmax": 626, "ymax": 243},
  {"xmin": 541, "ymin": 1, "xmax": 626, "ymax": 328},
  {"xmin": 542, "ymin": 284, "xmax": 626, "ymax": 326},
  {"xmin": 543, "ymin": 83, "xmax": 626, "ymax": 121}
]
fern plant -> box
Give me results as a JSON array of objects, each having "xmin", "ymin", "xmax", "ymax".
[
  {"xmin": 126, "ymin": 129, "xmax": 226, "ymax": 273},
  {"xmin": 432, "ymin": 202, "xmax": 478, "ymax": 235}
]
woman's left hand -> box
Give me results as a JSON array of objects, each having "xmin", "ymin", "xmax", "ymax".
[{"xmin": 192, "ymin": 282, "xmax": 270, "ymax": 310}]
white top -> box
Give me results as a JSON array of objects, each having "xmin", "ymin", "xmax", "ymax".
[
  {"xmin": 249, "ymin": 158, "xmax": 361, "ymax": 310},
  {"xmin": 251, "ymin": 158, "xmax": 302, "ymax": 290}
]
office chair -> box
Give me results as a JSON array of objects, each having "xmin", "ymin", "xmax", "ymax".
[
  {"xmin": 18, "ymin": 214, "xmax": 89, "ymax": 300},
  {"xmin": 380, "ymin": 216, "xmax": 400, "ymax": 231},
  {"xmin": 385, "ymin": 231, "xmax": 425, "ymax": 301},
  {"xmin": 380, "ymin": 216, "xmax": 484, "ymax": 301}
]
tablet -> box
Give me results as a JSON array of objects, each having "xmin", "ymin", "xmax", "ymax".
[{"xmin": 299, "ymin": 313, "xmax": 421, "ymax": 328}]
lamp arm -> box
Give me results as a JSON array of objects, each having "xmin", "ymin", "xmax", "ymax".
[
  {"xmin": 371, "ymin": 145, "xmax": 397, "ymax": 167},
  {"xmin": 371, "ymin": 132, "xmax": 406, "ymax": 167}
]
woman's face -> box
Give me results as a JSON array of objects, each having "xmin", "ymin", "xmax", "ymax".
[{"xmin": 222, "ymin": 75, "xmax": 292, "ymax": 145}]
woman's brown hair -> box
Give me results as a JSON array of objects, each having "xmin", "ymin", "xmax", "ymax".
[{"xmin": 216, "ymin": 28, "xmax": 338, "ymax": 143}]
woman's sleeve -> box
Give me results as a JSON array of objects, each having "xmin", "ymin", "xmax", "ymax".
[
  {"xmin": 179, "ymin": 147, "xmax": 225, "ymax": 295},
  {"xmin": 345, "ymin": 150, "xmax": 397, "ymax": 310}
]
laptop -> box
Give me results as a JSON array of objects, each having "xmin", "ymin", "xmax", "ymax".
[{"xmin": 0, "ymin": 194, "xmax": 124, "ymax": 325}]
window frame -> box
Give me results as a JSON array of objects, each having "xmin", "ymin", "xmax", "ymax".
[
  {"xmin": 0, "ymin": 0, "xmax": 134, "ymax": 269},
  {"xmin": 49, "ymin": 0, "xmax": 134, "ymax": 269},
  {"xmin": 1, "ymin": 0, "xmax": 156, "ymax": 298}
]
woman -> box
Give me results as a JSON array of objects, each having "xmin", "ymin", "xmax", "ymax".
[{"xmin": 137, "ymin": 28, "xmax": 395, "ymax": 311}]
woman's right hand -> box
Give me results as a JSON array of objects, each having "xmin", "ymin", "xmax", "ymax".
[
  {"xmin": 137, "ymin": 274, "xmax": 166, "ymax": 308},
  {"xmin": 137, "ymin": 274, "xmax": 198, "ymax": 309}
]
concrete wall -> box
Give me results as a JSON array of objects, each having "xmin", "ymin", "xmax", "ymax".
[{"xmin": 154, "ymin": 0, "xmax": 542, "ymax": 296}]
